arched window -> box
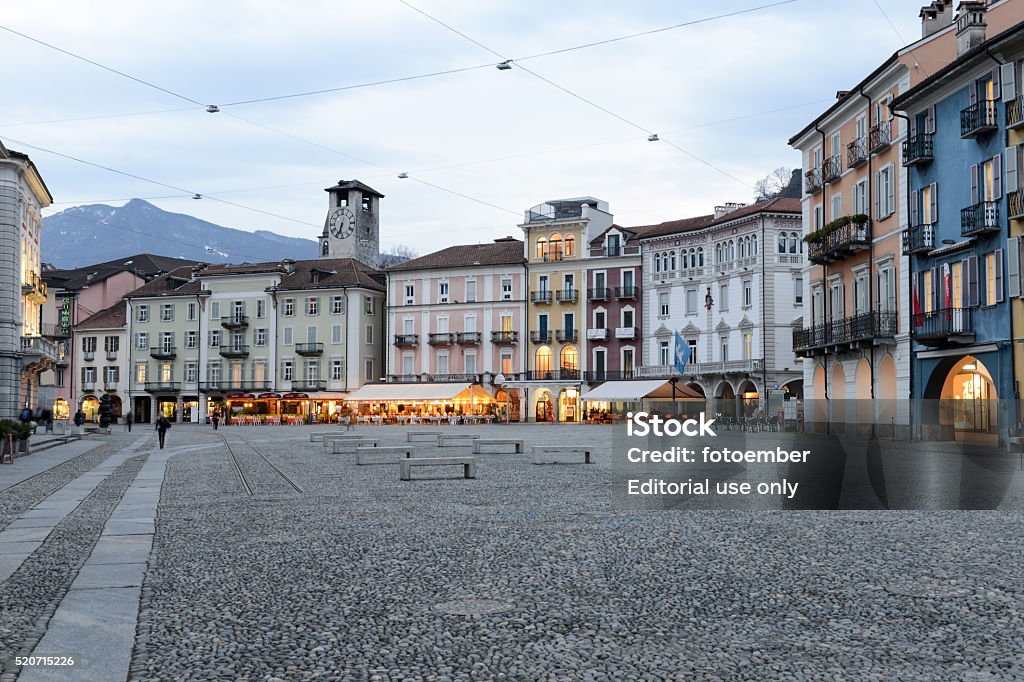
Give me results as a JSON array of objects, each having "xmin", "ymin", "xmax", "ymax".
[
  {"xmin": 563, "ymin": 234, "xmax": 575, "ymax": 257},
  {"xmin": 550, "ymin": 233, "xmax": 563, "ymax": 261},
  {"xmin": 536, "ymin": 346, "xmax": 552, "ymax": 373},
  {"xmin": 560, "ymin": 345, "xmax": 578, "ymax": 371},
  {"xmin": 728, "ymin": 240, "xmax": 735, "ymax": 261},
  {"xmin": 682, "ymin": 250, "xmax": 689, "ymax": 270},
  {"xmin": 715, "ymin": 244, "xmax": 722, "ymax": 264},
  {"xmin": 778, "ymin": 233, "xmax": 787, "ymax": 253},
  {"xmin": 536, "ymin": 237, "xmax": 548, "ymax": 260},
  {"xmin": 789, "ymin": 233, "xmax": 798, "ymax": 254},
  {"xmin": 653, "ymin": 253, "xmax": 662, "ymax": 273},
  {"xmin": 697, "ymin": 247, "xmax": 704, "ymax": 267},
  {"xmin": 669, "ymin": 251, "xmax": 677, "ymax": 270},
  {"xmin": 751, "ymin": 234, "xmax": 758, "ymax": 256},
  {"xmin": 738, "ymin": 238, "xmax": 746, "ymax": 259}
]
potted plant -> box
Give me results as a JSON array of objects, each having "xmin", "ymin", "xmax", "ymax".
[{"xmin": 14, "ymin": 422, "xmax": 32, "ymax": 454}]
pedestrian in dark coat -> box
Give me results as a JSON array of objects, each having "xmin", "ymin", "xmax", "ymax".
[{"xmin": 155, "ymin": 415, "xmax": 171, "ymax": 449}]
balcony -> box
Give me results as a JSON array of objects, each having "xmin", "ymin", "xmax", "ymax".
[
  {"xmin": 584, "ymin": 370, "xmax": 638, "ymax": 383},
  {"xmin": 588, "ymin": 244, "xmax": 640, "ymax": 258},
  {"xmin": 106, "ymin": 350, "xmax": 118, "ymax": 361},
  {"xmin": 555, "ymin": 289, "xmax": 579, "ymax": 303},
  {"xmin": 218, "ymin": 345, "xmax": 250, "ymax": 359},
  {"xmin": 290, "ymin": 380, "xmax": 326, "ymax": 392},
  {"xmin": 55, "ymin": 356, "xmax": 68, "ymax": 368},
  {"xmin": 104, "ymin": 381, "xmax": 119, "ymax": 391},
  {"xmin": 587, "ymin": 328, "xmax": 609, "ymax": 341},
  {"xmin": 457, "ymin": 332, "xmax": 481, "ymax": 345},
  {"xmin": 20, "ymin": 337, "xmax": 58, "ymax": 366},
  {"xmin": 221, "ymin": 315, "xmax": 249, "ymax": 330},
  {"xmin": 806, "ymin": 216, "xmax": 871, "ymax": 265},
  {"xmin": 428, "ymin": 333, "xmax": 456, "ymax": 346},
  {"xmin": 614, "ymin": 286, "xmax": 638, "ymax": 300},
  {"xmin": 804, "ymin": 167, "xmax": 823, "ymax": 194},
  {"xmin": 530, "ymin": 330, "xmax": 551, "ymax": 344},
  {"xmin": 295, "ymin": 342, "xmax": 324, "ymax": 356},
  {"xmin": 869, "ymin": 122, "xmax": 891, "ymax": 153},
  {"xmin": 21, "ymin": 271, "xmax": 47, "ymax": 302},
  {"xmin": 1010, "ymin": 191, "xmax": 1024, "ymax": 221},
  {"xmin": 40, "ymin": 323, "xmax": 70, "ymax": 339},
  {"xmin": 83, "ymin": 351, "xmax": 95, "ymax": 362},
  {"xmin": 793, "ymin": 312, "xmax": 898, "ymax": 357},
  {"xmin": 530, "ymin": 291, "xmax": 553, "ymax": 304},
  {"xmin": 82, "ymin": 381, "xmax": 97, "ymax": 391},
  {"xmin": 1009, "ymin": 97, "xmax": 1024, "ymax": 130},
  {"xmin": 587, "ymin": 287, "xmax": 610, "ymax": 301},
  {"xmin": 912, "ymin": 308, "xmax": 975, "ymax": 346},
  {"xmin": 198, "ymin": 381, "xmax": 273, "ymax": 393},
  {"xmin": 638, "ymin": 360, "xmax": 764, "ymax": 377},
  {"xmin": 847, "ymin": 137, "xmax": 869, "ymax": 168},
  {"xmin": 394, "ymin": 334, "xmax": 419, "ymax": 347},
  {"xmin": 491, "ymin": 331, "xmax": 518, "ymax": 345},
  {"xmin": 961, "ymin": 100, "xmax": 997, "ymax": 138},
  {"xmin": 614, "ymin": 326, "xmax": 638, "ymax": 340},
  {"xmin": 150, "ymin": 346, "xmax": 177, "ymax": 360},
  {"xmin": 144, "ymin": 381, "xmax": 181, "ymax": 393},
  {"xmin": 556, "ymin": 329, "xmax": 578, "ymax": 343},
  {"xmin": 902, "ymin": 134, "xmax": 934, "ymax": 166},
  {"xmin": 822, "ymin": 155, "xmax": 842, "ymax": 184},
  {"xmin": 961, "ymin": 201, "xmax": 1000, "ymax": 237},
  {"xmin": 522, "ymin": 369, "xmax": 581, "ymax": 381},
  {"xmin": 902, "ymin": 225, "xmax": 934, "ymax": 255}
]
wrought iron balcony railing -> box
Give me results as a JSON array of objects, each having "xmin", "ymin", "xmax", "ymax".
[
  {"xmin": 144, "ymin": 381, "xmax": 181, "ymax": 393},
  {"xmin": 530, "ymin": 291, "xmax": 553, "ymax": 304},
  {"xmin": 150, "ymin": 346, "xmax": 177, "ymax": 360},
  {"xmin": 1009, "ymin": 190, "xmax": 1024, "ymax": 220},
  {"xmin": 491, "ymin": 331, "xmax": 518, "ymax": 344},
  {"xmin": 804, "ymin": 167, "xmax": 823, "ymax": 194},
  {"xmin": 394, "ymin": 334, "xmax": 419, "ymax": 347},
  {"xmin": 822, "ymin": 155, "xmax": 842, "ymax": 184},
  {"xmin": 220, "ymin": 315, "xmax": 249, "ymax": 329},
  {"xmin": 961, "ymin": 100, "xmax": 997, "ymax": 138},
  {"xmin": 530, "ymin": 330, "xmax": 551, "ymax": 344},
  {"xmin": 522, "ymin": 369, "xmax": 581, "ymax": 381},
  {"xmin": 793, "ymin": 311, "xmax": 898, "ymax": 356},
  {"xmin": 614, "ymin": 286, "xmax": 638, "ymax": 299},
  {"xmin": 427, "ymin": 333, "xmax": 456, "ymax": 346},
  {"xmin": 556, "ymin": 329, "xmax": 578, "ymax": 343},
  {"xmin": 219, "ymin": 345, "xmax": 250, "ymax": 359},
  {"xmin": 555, "ymin": 289, "xmax": 579, "ymax": 303},
  {"xmin": 912, "ymin": 308, "xmax": 975, "ymax": 345},
  {"xmin": 869, "ymin": 122, "xmax": 891, "ymax": 153},
  {"xmin": 1009, "ymin": 97, "xmax": 1024, "ymax": 130},
  {"xmin": 846, "ymin": 137, "xmax": 868, "ymax": 168},
  {"xmin": 807, "ymin": 217, "xmax": 871, "ymax": 265},
  {"xmin": 902, "ymin": 225, "xmax": 934, "ymax": 255},
  {"xmin": 457, "ymin": 332, "xmax": 481, "ymax": 345},
  {"xmin": 587, "ymin": 287, "xmax": 610, "ymax": 301},
  {"xmin": 961, "ymin": 201, "xmax": 1000, "ymax": 237},
  {"xmin": 902, "ymin": 134, "xmax": 934, "ymax": 166},
  {"xmin": 295, "ymin": 342, "xmax": 324, "ymax": 356}
]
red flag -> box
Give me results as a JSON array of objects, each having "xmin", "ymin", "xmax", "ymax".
[{"xmin": 912, "ymin": 278, "xmax": 922, "ymax": 327}]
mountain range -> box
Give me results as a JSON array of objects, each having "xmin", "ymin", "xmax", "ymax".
[{"xmin": 42, "ymin": 199, "xmax": 324, "ymax": 269}]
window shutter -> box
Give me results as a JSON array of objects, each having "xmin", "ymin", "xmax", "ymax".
[
  {"xmin": 910, "ymin": 115, "xmax": 918, "ymax": 137},
  {"xmin": 993, "ymin": 68, "xmax": 1001, "ymax": 100},
  {"xmin": 970, "ymin": 164, "xmax": 979, "ymax": 205},
  {"xmin": 930, "ymin": 183, "xmax": 938, "ymax": 223},
  {"xmin": 1008, "ymin": 146, "xmax": 1021, "ymax": 193},
  {"xmin": 993, "ymin": 154, "xmax": 1003, "ymax": 199},
  {"xmin": 968, "ymin": 255, "xmax": 979, "ymax": 306},
  {"xmin": 996, "ymin": 249, "xmax": 1005, "ymax": 303},
  {"xmin": 910, "ymin": 190, "xmax": 919, "ymax": 226},
  {"xmin": 1008, "ymin": 238, "xmax": 1021, "ymax": 298},
  {"xmin": 886, "ymin": 166, "xmax": 895, "ymax": 215},
  {"xmin": 875, "ymin": 172, "xmax": 882, "ymax": 217},
  {"xmin": 960, "ymin": 259, "xmax": 969, "ymax": 308},
  {"xmin": 926, "ymin": 105, "xmax": 936, "ymax": 134},
  {"xmin": 930, "ymin": 267, "xmax": 938, "ymax": 311},
  {"xmin": 969, "ymin": 83, "xmax": 978, "ymax": 106},
  {"xmin": 1002, "ymin": 62, "xmax": 1017, "ymax": 102}
]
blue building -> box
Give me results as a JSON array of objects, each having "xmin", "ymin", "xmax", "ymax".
[{"xmin": 892, "ymin": 9, "xmax": 1024, "ymax": 441}]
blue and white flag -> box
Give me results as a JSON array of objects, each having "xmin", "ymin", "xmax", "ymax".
[{"xmin": 674, "ymin": 331, "xmax": 690, "ymax": 375}]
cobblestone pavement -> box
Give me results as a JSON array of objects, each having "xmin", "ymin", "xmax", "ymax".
[{"xmin": 129, "ymin": 425, "xmax": 1023, "ymax": 681}]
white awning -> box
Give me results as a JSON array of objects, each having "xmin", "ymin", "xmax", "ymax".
[
  {"xmin": 582, "ymin": 380, "xmax": 701, "ymax": 402},
  {"xmin": 343, "ymin": 383, "xmax": 474, "ymax": 402}
]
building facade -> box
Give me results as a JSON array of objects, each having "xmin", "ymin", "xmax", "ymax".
[
  {"xmin": 583, "ymin": 226, "xmax": 643, "ymax": 382},
  {"xmin": 0, "ymin": 142, "xmax": 56, "ymax": 420},
  {"xmin": 73, "ymin": 302, "xmax": 129, "ymax": 422},
  {"xmin": 892, "ymin": 10, "xmax": 1024, "ymax": 442},
  {"xmin": 637, "ymin": 199, "xmax": 804, "ymax": 415}
]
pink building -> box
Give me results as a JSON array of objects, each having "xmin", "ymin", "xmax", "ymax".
[{"xmin": 384, "ymin": 238, "xmax": 527, "ymax": 419}]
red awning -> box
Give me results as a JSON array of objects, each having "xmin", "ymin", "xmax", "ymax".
[
  {"xmin": 257, "ymin": 393, "xmax": 281, "ymax": 399},
  {"xmin": 282, "ymin": 392, "xmax": 309, "ymax": 399},
  {"xmin": 225, "ymin": 393, "xmax": 245, "ymax": 399}
]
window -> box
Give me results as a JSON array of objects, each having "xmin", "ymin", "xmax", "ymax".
[
  {"xmin": 790, "ymin": 233, "xmax": 799, "ymax": 254},
  {"xmin": 364, "ymin": 360, "xmax": 374, "ymax": 382},
  {"xmin": 853, "ymin": 179, "xmax": 868, "ymax": 216},
  {"xmin": 719, "ymin": 283, "xmax": 729, "ymax": 311},
  {"xmin": 405, "ymin": 284, "xmax": 415, "ymax": 304},
  {"xmin": 365, "ymin": 298, "xmax": 375, "ymax": 315},
  {"xmin": 83, "ymin": 336, "xmax": 97, "ymax": 353},
  {"xmin": 209, "ymin": 330, "xmax": 220, "ymax": 347},
  {"xmin": 985, "ymin": 250, "xmax": 1004, "ymax": 305},
  {"xmin": 185, "ymin": 362, "xmax": 197, "ymax": 383},
  {"xmin": 281, "ymin": 360, "xmax": 293, "ymax": 381},
  {"xmin": 687, "ymin": 339, "xmax": 697, "ymax": 364},
  {"xmin": 854, "ymin": 272, "xmax": 869, "ymax": 315},
  {"xmin": 136, "ymin": 332, "xmax": 148, "ymax": 350},
  {"xmin": 161, "ymin": 303, "xmax": 174, "ymax": 322},
  {"xmin": 438, "ymin": 282, "xmax": 449, "ymax": 303},
  {"xmin": 331, "ymin": 324, "xmax": 342, "ymax": 344},
  {"xmin": 742, "ymin": 279, "xmax": 753, "ymax": 308},
  {"xmin": 536, "ymin": 237, "xmax": 548, "ymax": 260},
  {"xmin": 743, "ymin": 333, "xmax": 753, "ymax": 360},
  {"xmin": 160, "ymin": 363, "xmax": 173, "ymax": 382},
  {"xmin": 331, "ymin": 359, "xmax": 344, "ymax": 381},
  {"xmin": 622, "ymin": 308, "xmax": 634, "ymax": 328},
  {"xmin": 876, "ymin": 266, "xmax": 896, "ymax": 312},
  {"xmin": 659, "ymin": 292, "xmax": 669, "ymax": 317},
  {"xmin": 831, "ymin": 194, "xmax": 842, "ymax": 222},
  {"xmin": 210, "ymin": 302, "xmax": 220, "ymax": 319},
  {"xmin": 136, "ymin": 304, "xmax": 149, "ymax": 322},
  {"xmin": 686, "ymin": 288, "xmax": 698, "ymax": 315},
  {"xmin": 186, "ymin": 331, "xmax": 197, "ymax": 348},
  {"xmin": 465, "ymin": 280, "xmax": 477, "ymax": 302},
  {"xmin": 913, "ymin": 183, "xmax": 938, "ymax": 225},
  {"xmin": 720, "ymin": 336, "xmax": 729, "ymax": 362},
  {"xmin": 660, "ymin": 341, "xmax": 670, "ymax": 366},
  {"xmin": 331, "ymin": 296, "xmax": 344, "ymax": 315},
  {"xmin": 306, "ymin": 360, "xmax": 320, "ymax": 382},
  {"xmin": 104, "ymin": 336, "xmax": 118, "ymax": 352},
  {"xmin": 365, "ymin": 325, "xmax": 373, "ymax": 344},
  {"xmin": 564, "ymin": 234, "xmax": 575, "ymax": 257},
  {"xmin": 501, "ymin": 314, "xmax": 513, "ymax": 332},
  {"xmin": 403, "ymin": 354, "xmax": 415, "ymax": 376},
  {"xmin": 55, "ymin": 370, "xmax": 64, "ymax": 388},
  {"xmin": 501, "ymin": 278, "xmax": 512, "ymax": 300},
  {"xmin": 794, "ymin": 276, "xmax": 803, "ymax": 305},
  {"xmin": 187, "ymin": 302, "xmax": 197, "ymax": 321},
  {"xmin": 465, "ymin": 352, "xmax": 476, "ymax": 374},
  {"xmin": 549, "ymin": 234, "xmax": 563, "ymax": 261},
  {"xmin": 257, "ymin": 299, "xmax": 266, "ymax": 318},
  {"xmin": 283, "ymin": 298, "xmax": 295, "ymax": 316},
  {"xmin": 595, "ymin": 309, "xmax": 607, "ymax": 328},
  {"xmin": 136, "ymin": 363, "xmax": 147, "ymax": 384},
  {"xmin": 306, "ymin": 326, "xmax": 317, "ymax": 344},
  {"xmin": 307, "ymin": 297, "xmax": 319, "ymax": 315},
  {"xmin": 105, "ymin": 366, "xmax": 119, "ymax": 383},
  {"xmin": 501, "ymin": 353, "xmax": 513, "ymax": 375},
  {"xmin": 207, "ymin": 362, "xmax": 222, "ymax": 383},
  {"xmin": 283, "ymin": 327, "xmax": 293, "ymax": 345},
  {"xmin": 876, "ymin": 164, "xmax": 895, "ymax": 218},
  {"xmin": 778, "ymin": 233, "xmax": 787, "ymax": 254},
  {"xmin": 255, "ymin": 328, "xmax": 267, "ymax": 346}
]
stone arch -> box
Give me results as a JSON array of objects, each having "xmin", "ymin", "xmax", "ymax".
[{"xmin": 812, "ymin": 363, "xmax": 827, "ymax": 424}]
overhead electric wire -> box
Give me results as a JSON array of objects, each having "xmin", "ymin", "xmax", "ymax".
[
  {"xmin": 0, "ymin": 106, "xmax": 198, "ymax": 129},
  {"xmin": 871, "ymin": 0, "xmax": 906, "ymax": 45}
]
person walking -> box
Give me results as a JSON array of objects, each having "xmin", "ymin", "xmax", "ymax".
[
  {"xmin": 212, "ymin": 411, "xmax": 219, "ymax": 430},
  {"xmin": 155, "ymin": 414, "xmax": 171, "ymax": 449},
  {"xmin": 124, "ymin": 411, "xmax": 133, "ymax": 432}
]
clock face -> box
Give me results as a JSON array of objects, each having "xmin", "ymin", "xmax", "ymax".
[{"xmin": 329, "ymin": 207, "xmax": 355, "ymax": 239}]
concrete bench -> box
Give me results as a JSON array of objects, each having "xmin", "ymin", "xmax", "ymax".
[
  {"xmin": 322, "ymin": 434, "xmax": 373, "ymax": 446},
  {"xmin": 438, "ymin": 434, "xmax": 480, "ymax": 447},
  {"xmin": 400, "ymin": 456, "xmax": 477, "ymax": 481},
  {"xmin": 310, "ymin": 432, "xmax": 350, "ymax": 443},
  {"xmin": 472, "ymin": 439, "xmax": 524, "ymax": 454},
  {"xmin": 406, "ymin": 431, "xmax": 443, "ymax": 443},
  {"xmin": 331, "ymin": 438, "xmax": 380, "ymax": 454},
  {"xmin": 530, "ymin": 446, "xmax": 592, "ymax": 465},
  {"xmin": 355, "ymin": 445, "xmax": 415, "ymax": 465}
]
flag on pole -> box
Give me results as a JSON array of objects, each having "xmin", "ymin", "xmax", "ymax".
[{"xmin": 674, "ymin": 331, "xmax": 690, "ymax": 375}]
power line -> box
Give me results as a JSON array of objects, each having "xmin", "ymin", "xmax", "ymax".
[
  {"xmin": 407, "ymin": 177, "xmax": 519, "ymax": 215},
  {"xmin": 871, "ymin": 0, "xmax": 906, "ymax": 45},
  {"xmin": 0, "ymin": 107, "xmax": 197, "ymax": 129}
]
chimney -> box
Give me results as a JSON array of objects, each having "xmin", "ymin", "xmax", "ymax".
[
  {"xmin": 281, "ymin": 258, "xmax": 295, "ymax": 274},
  {"xmin": 955, "ymin": 1, "xmax": 987, "ymax": 56},
  {"xmin": 714, "ymin": 202, "xmax": 747, "ymax": 220},
  {"xmin": 920, "ymin": 1, "xmax": 954, "ymax": 38}
]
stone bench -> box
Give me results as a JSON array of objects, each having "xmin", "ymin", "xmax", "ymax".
[
  {"xmin": 530, "ymin": 446, "xmax": 592, "ymax": 465},
  {"xmin": 355, "ymin": 445, "xmax": 415, "ymax": 465},
  {"xmin": 310, "ymin": 432, "xmax": 350, "ymax": 443},
  {"xmin": 322, "ymin": 434, "xmax": 373, "ymax": 446},
  {"xmin": 472, "ymin": 439, "xmax": 524, "ymax": 454},
  {"xmin": 331, "ymin": 438, "xmax": 380, "ymax": 454},
  {"xmin": 400, "ymin": 456, "xmax": 477, "ymax": 481},
  {"xmin": 438, "ymin": 434, "xmax": 480, "ymax": 447},
  {"xmin": 406, "ymin": 431, "xmax": 443, "ymax": 443}
]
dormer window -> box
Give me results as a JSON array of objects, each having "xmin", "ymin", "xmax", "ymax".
[{"xmin": 311, "ymin": 271, "xmax": 321, "ymax": 284}]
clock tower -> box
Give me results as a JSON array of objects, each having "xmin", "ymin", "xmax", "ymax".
[{"xmin": 319, "ymin": 179, "xmax": 383, "ymax": 267}]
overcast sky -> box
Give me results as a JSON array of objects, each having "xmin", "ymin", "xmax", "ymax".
[{"xmin": 4, "ymin": 0, "xmax": 932, "ymax": 257}]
